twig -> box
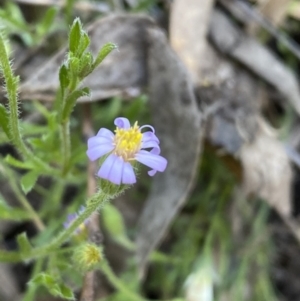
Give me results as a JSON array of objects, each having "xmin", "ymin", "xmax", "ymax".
[
  {"xmin": 218, "ymin": 0, "xmax": 300, "ymax": 61},
  {"xmin": 80, "ymin": 103, "xmax": 102, "ymax": 301}
]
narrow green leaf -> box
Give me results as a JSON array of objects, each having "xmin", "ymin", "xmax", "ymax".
[
  {"xmin": 48, "ymin": 112, "xmax": 58, "ymax": 131},
  {"xmin": 28, "ymin": 138, "xmax": 46, "ymax": 150},
  {"xmin": 29, "ymin": 273, "xmax": 74, "ymax": 300},
  {"xmin": 0, "ymin": 104, "xmax": 10, "ymax": 139},
  {"xmin": 0, "ymin": 198, "xmax": 30, "ymax": 221},
  {"xmin": 21, "ymin": 171, "xmax": 38, "ymax": 194},
  {"xmin": 17, "ymin": 232, "xmax": 32, "ymax": 255},
  {"xmin": 29, "ymin": 273, "xmax": 45, "ymax": 286},
  {"xmin": 93, "ymin": 42, "xmax": 117, "ymax": 69},
  {"xmin": 43, "ymin": 274, "xmax": 57, "ymax": 287},
  {"xmin": 5, "ymin": 154, "xmax": 34, "ymax": 170},
  {"xmin": 59, "ymin": 64, "xmax": 70, "ymax": 90},
  {"xmin": 102, "ymin": 204, "xmax": 127, "ymax": 239},
  {"xmin": 6, "ymin": 2, "xmax": 26, "ymax": 27},
  {"xmin": 38, "ymin": 7, "xmax": 58, "ymax": 35},
  {"xmin": 69, "ymin": 57, "xmax": 80, "ymax": 76},
  {"xmin": 62, "ymin": 87, "xmax": 90, "ymax": 121},
  {"xmin": 78, "ymin": 52, "xmax": 93, "ymax": 78},
  {"xmin": 77, "ymin": 32, "xmax": 90, "ymax": 58},
  {"xmin": 21, "ymin": 122, "xmax": 48, "ymax": 136},
  {"xmin": 69, "ymin": 18, "xmax": 82, "ymax": 54},
  {"xmin": 58, "ymin": 284, "xmax": 75, "ymax": 300},
  {"xmin": 29, "ymin": 273, "xmax": 56, "ymax": 287},
  {"xmin": 32, "ymin": 100, "xmax": 51, "ymax": 119}
]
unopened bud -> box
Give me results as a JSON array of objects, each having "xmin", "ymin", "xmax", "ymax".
[{"xmin": 73, "ymin": 243, "xmax": 103, "ymax": 272}]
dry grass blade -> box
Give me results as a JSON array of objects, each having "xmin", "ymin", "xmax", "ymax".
[{"xmin": 218, "ymin": 0, "xmax": 300, "ymax": 61}]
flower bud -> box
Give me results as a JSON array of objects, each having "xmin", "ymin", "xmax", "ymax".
[{"xmin": 73, "ymin": 243, "xmax": 103, "ymax": 272}]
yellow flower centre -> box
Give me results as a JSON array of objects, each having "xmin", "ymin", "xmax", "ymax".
[
  {"xmin": 113, "ymin": 121, "xmax": 142, "ymax": 161},
  {"xmin": 84, "ymin": 244, "xmax": 102, "ymax": 266}
]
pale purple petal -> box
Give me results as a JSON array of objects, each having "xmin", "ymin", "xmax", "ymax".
[
  {"xmin": 88, "ymin": 136, "xmax": 113, "ymax": 148},
  {"xmin": 150, "ymin": 147, "xmax": 160, "ymax": 155},
  {"xmin": 142, "ymin": 131, "xmax": 159, "ymax": 143},
  {"xmin": 122, "ymin": 162, "xmax": 136, "ymax": 184},
  {"xmin": 97, "ymin": 154, "xmax": 126, "ymax": 185},
  {"xmin": 97, "ymin": 154, "xmax": 117, "ymax": 179},
  {"xmin": 86, "ymin": 144, "xmax": 114, "ymax": 161},
  {"xmin": 141, "ymin": 139, "xmax": 160, "ymax": 150},
  {"xmin": 140, "ymin": 124, "xmax": 155, "ymax": 133},
  {"xmin": 107, "ymin": 156, "xmax": 124, "ymax": 185},
  {"xmin": 135, "ymin": 150, "xmax": 167, "ymax": 172},
  {"xmin": 96, "ymin": 128, "xmax": 114, "ymax": 139},
  {"xmin": 147, "ymin": 148, "xmax": 161, "ymax": 176},
  {"xmin": 148, "ymin": 170, "xmax": 157, "ymax": 176},
  {"xmin": 114, "ymin": 117, "xmax": 131, "ymax": 129}
]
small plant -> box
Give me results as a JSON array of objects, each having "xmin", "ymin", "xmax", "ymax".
[{"xmin": 0, "ymin": 17, "xmax": 167, "ymax": 300}]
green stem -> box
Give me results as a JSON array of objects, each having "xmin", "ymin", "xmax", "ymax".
[
  {"xmin": 0, "ymin": 189, "xmax": 112, "ymax": 263},
  {"xmin": 101, "ymin": 260, "xmax": 146, "ymax": 301},
  {"xmin": 59, "ymin": 83, "xmax": 77, "ymax": 176},
  {"xmin": 10, "ymin": 175, "xmax": 45, "ymax": 232},
  {"xmin": 61, "ymin": 120, "xmax": 71, "ymax": 175},
  {"xmin": 0, "ymin": 35, "xmax": 56, "ymax": 174},
  {"xmin": 0, "ymin": 163, "xmax": 45, "ymax": 231},
  {"xmin": 69, "ymin": 76, "xmax": 78, "ymax": 92},
  {"xmin": 23, "ymin": 258, "xmax": 43, "ymax": 301},
  {"xmin": 41, "ymin": 190, "xmax": 107, "ymax": 254},
  {"xmin": 0, "ymin": 249, "xmax": 21, "ymax": 262}
]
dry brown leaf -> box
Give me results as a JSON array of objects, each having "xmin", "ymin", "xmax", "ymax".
[
  {"xmin": 240, "ymin": 117, "xmax": 292, "ymax": 216},
  {"xmin": 20, "ymin": 15, "xmax": 153, "ymax": 101},
  {"xmin": 254, "ymin": 0, "xmax": 290, "ymax": 26},
  {"xmin": 170, "ymin": 0, "xmax": 215, "ymax": 81},
  {"xmin": 218, "ymin": 0, "xmax": 300, "ymax": 61}
]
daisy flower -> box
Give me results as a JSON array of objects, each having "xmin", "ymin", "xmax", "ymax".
[{"xmin": 86, "ymin": 117, "xmax": 167, "ymax": 184}]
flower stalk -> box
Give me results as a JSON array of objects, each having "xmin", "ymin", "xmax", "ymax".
[{"xmin": 0, "ymin": 188, "xmax": 121, "ymax": 263}]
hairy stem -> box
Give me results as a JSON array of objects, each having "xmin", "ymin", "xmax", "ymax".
[
  {"xmin": 0, "ymin": 189, "xmax": 115, "ymax": 263},
  {"xmin": 0, "ymin": 35, "xmax": 56, "ymax": 174},
  {"xmin": 61, "ymin": 120, "xmax": 71, "ymax": 175}
]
